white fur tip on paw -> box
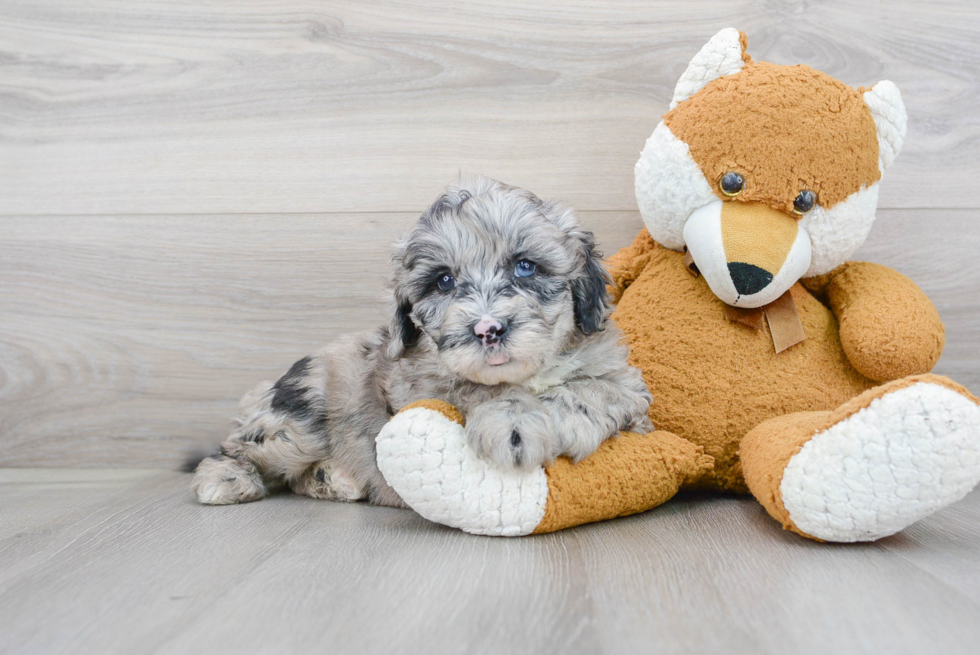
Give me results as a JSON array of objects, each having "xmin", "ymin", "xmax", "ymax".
[
  {"xmin": 781, "ymin": 383, "xmax": 980, "ymax": 542},
  {"xmin": 376, "ymin": 408, "xmax": 548, "ymax": 536}
]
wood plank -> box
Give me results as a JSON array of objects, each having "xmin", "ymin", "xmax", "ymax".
[
  {"xmin": 1, "ymin": 470, "xmax": 978, "ymax": 654},
  {"xmin": 1, "ymin": 208, "xmax": 976, "ymax": 469},
  {"xmin": 0, "ymin": 468, "xmax": 162, "ymax": 539},
  {"xmin": 1, "ymin": 0, "xmax": 978, "ymax": 215}
]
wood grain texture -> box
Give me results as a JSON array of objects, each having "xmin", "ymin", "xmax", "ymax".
[
  {"xmin": 1, "ymin": 208, "xmax": 977, "ymax": 469},
  {"xmin": 1, "ymin": 0, "xmax": 978, "ymax": 214},
  {"xmin": 1, "ymin": 469, "xmax": 979, "ymax": 655}
]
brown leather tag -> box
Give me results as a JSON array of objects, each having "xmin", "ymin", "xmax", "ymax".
[
  {"xmin": 723, "ymin": 285, "xmax": 807, "ymax": 353},
  {"xmin": 724, "ymin": 305, "xmax": 767, "ymax": 331},
  {"xmin": 764, "ymin": 287, "xmax": 807, "ymax": 354}
]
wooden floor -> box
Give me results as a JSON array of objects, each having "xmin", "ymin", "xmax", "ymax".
[
  {"xmin": 1, "ymin": 469, "xmax": 979, "ymax": 655},
  {"xmin": 3, "ymin": 1, "xmax": 980, "ymax": 653}
]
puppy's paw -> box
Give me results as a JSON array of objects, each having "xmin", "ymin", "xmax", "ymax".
[
  {"xmin": 465, "ymin": 403, "xmax": 559, "ymax": 470},
  {"xmin": 192, "ymin": 456, "xmax": 267, "ymax": 505},
  {"xmin": 290, "ymin": 461, "xmax": 366, "ymax": 502},
  {"xmin": 552, "ymin": 413, "xmax": 614, "ymax": 463},
  {"xmin": 631, "ymin": 414, "xmax": 655, "ymax": 434}
]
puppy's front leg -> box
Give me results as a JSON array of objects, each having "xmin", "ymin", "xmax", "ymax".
[
  {"xmin": 464, "ymin": 390, "xmax": 560, "ymax": 470},
  {"xmin": 539, "ymin": 377, "xmax": 653, "ymax": 463}
]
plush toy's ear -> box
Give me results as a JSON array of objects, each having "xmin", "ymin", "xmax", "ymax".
[
  {"xmin": 863, "ymin": 81, "xmax": 908, "ymax": 173},
  {"xmin": 670, "ymin": 27, "xmax": 749, "ymax": 109}
]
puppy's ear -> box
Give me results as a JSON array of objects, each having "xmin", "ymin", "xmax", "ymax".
[
  {"xmin": 385, "ymin": 238, "xmax": 422, "ymax": 359},
  {"xmin": 571, "ymin": 232, "xmax": 612, "ymax": 335},
  {"xmin": 386, "ymin": 299, "xmax": 421, "ymax": 359}
]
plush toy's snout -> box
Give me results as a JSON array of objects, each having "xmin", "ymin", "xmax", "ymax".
[{"xmin": 683, "ymin": 199, "xmax": 812, "ymax": 307}]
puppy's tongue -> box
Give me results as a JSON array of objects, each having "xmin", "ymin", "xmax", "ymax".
[{"xmin": 486, "ymin": 351, "xmax": 510, "ymax": 366}]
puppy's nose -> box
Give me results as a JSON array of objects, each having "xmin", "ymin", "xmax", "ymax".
[{"xmin": 473, "ymin": 316, "xmax": 507, "ymax": 345}]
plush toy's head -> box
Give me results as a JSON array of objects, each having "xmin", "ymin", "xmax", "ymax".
[{"xmin": 635, "ymin": 28, "xmax": 908, "ymax": 308}]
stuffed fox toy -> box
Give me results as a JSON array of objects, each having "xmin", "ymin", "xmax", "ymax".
[{"xmin": 375, "ymin": 29, "xmax": 980, "ymax": 540}]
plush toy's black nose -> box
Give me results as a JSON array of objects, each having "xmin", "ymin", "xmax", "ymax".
[{"xmin": 728, "ymin": 262, "xmax": 773, "ymax": 296}]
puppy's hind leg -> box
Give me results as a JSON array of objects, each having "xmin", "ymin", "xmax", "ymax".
[
  {"xmin": 191, "ymin": 380, "xmax": 279, "ymax": 505},
  {"xmin": 192, "ymin": 356, "xmax": 329, "ymax": 505}
]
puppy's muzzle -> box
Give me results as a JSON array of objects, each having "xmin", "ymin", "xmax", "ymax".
[{"xmin": 473, "ymin": 315, "xmax": 507, "ymax": 346}]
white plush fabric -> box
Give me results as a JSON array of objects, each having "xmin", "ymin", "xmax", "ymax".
[
  {"xmin": 683, "ymin": 199, "xmax": 812, "ymax": 308},
  {"xmin": 670, "ymin": 27, "xmax": 746, "ymax": 110},
  {"xmin": 780, "ymin": 383, "xmax": 980, "ymax": 542},
  {"xmin": 799, "ymin": 183, "xmax": 879, "ymax": 277},
  {"xmin": 634, "ymin": 122, "xmax": 716, "ymax": 251},
  {"xmin": 864, "ymin": 81, "xmax": 908, "ymax": 173},
  {"xmin": 376, "ymin": 408, "xmax": 549, "ymax": 537}
]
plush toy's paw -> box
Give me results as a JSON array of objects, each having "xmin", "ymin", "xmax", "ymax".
[
  {"xmin": 464, "ymin": 400, "xmax": 560, "ymax": 470},
  {"xmin": 376, "ymin": 401, "xmax": 549, "ymax": 536},
  {"xmin": 746, "ymin": 375, "xmax": 980, "ymax": 542}
]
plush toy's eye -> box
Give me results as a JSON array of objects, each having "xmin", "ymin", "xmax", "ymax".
[
  {"xmin": 514, "ymin": 259, "xmax": 537, "ymax": 278},
  {"xmin": 436, "ymin": 272, "xmax": 456, "ymax": 292},
  {"xmin": 719, "ymin": 172, "xmax": 744, "ymax": 196},
  {"xmin": 793, "ymin": 190, "xmax": 816, "ymax": 215}
]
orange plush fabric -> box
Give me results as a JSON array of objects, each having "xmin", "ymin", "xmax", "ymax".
[
  {"xmin": 664, "ymin": 60, "xmax": 881, "ymax": 214},
  {"xmin": 533, "ymin": 430, "xmax": 713, "ymax": 534},
  {"xmin": 803, "ymin": 262, "xmax": 946, "ymax": 381},
  {"xmin": 608, "ymin": 230, "xmax": 878, "ymax": 492}
]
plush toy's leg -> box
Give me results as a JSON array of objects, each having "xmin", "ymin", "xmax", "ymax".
[
  {"xmin": 741, "ymin": 374, "xmax": 980, "ymax": 542},
  {"xmin": 376, "ymin": 400, "xmax": 713, "ymax": 536}
]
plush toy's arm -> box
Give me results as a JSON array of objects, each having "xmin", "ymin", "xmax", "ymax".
[
  {"xmin": 605, "ymin": 228, "xmax": 658, "ymax": 303},
  {"xmin": 376, "ymin": 400, "xmax": 713, "ymax": 536},
  {"xmin": 802, "ymin": 262, "xmax": 945, "ymax": 382}
]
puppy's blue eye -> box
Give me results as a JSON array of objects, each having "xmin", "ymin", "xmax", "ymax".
[
  {"xmin": 515, "ymin": 260, "xmax": 537, "ymax": 278},
  {"xmin": 436, "ymin": 273, "xmax": 456, "ymax": 292}
]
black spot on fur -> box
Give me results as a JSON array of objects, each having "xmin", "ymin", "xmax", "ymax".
[
  {"xmin": 394, "ymin": 301, "xmax": 421, "ymax": 353},
  {"xmin": 571, "ymin": 238, "xmax": 611, "ymax": 335},
  {"xmin": 271, "ymin": 356, "xmax": 314, "ymax": 418},
  {"xmin": 510, "ymin": 430, "xmax": 522, "ymax": 448},
  {"xmin": 315, "ymin": 468, "xmax": 326, "ymax": 483},
  {"xmin": 241, "ymin": 428, "xmax": 265, "ymax": 444}
]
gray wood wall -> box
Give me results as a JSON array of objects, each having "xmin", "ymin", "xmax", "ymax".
[{"xmin": 2, "ymin": 0, "xmax": 978, "ymax": 469}]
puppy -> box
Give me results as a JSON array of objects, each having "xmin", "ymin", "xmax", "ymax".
[{"xmin": 192, "ymin": 177, "xmax": 653, "ymax": 507}]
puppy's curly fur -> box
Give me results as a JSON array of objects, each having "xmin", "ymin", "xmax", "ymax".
[{"xmin": 192, "ymin": 177, "xmax": 653, "ymax": 506}]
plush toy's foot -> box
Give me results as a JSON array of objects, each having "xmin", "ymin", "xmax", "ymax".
[
  {"xmin": 376, "ymin": 400, "xmax": 713, "ymax": 536},
  {"xmin": 742, "ymin": 374, "xmax": 980, "ymax": 542}
]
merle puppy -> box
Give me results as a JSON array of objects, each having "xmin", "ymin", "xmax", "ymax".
[{"xmin": 192, "ymin": 177, "xmax": 653, "ymax": 507}]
